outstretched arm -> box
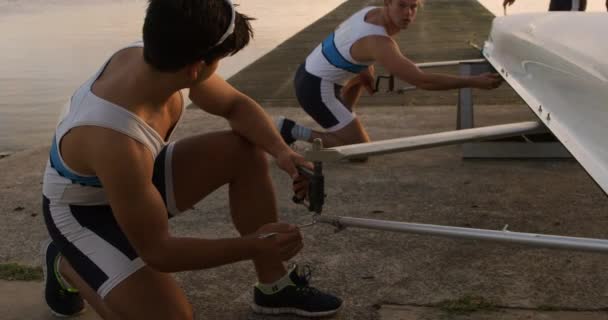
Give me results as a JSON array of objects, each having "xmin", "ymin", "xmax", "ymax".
[{"xmin": 368, "ymin": 36, "xmax": 502, "ymax": 91}]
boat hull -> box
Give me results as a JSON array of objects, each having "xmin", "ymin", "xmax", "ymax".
[{"xmin": 483, "ymin": 13, "xmax": 608, "ymax": 194}]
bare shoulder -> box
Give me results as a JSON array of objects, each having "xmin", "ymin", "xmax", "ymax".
[
  {"xmin": 369, "ymin": 35, "xmax": 397, "ymax": 50},
  {"xmin": 96, "ymin": 46, "xmax": 142, "ymax": 84},
  {"xmin": 352, "ymin": 35, "xmax": 396, "ymax": 62},
  {"xmin": 358, "ymin": 35, "xmax": 397, "ymax": 52}
]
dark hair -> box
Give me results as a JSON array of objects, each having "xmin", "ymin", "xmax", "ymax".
[{"xmin": 143, "ymin": 0, "xmax": 254, "ymax": 72}]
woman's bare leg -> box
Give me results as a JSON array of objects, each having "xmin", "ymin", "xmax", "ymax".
[
  {"xmin": 57, "ymin": 258, "xmax": 120, "ymax": 320},
  {"xmin": 170, "ymin": 131, "xmax": 286, "ymax": 283},
  {"xmin": 56, "ymin": 131, "xmax": 287, "ymax": 319},
  {"xmin": 59, "ymin": 258, "xmax": 193, "ymax": 320},
  {"xmin": 308, "ymin": 118, "xmax": 371, "ymax": 148}
]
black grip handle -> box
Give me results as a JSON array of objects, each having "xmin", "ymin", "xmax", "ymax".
[
  {"xmin": 292, "ymin": 165, "xmax": 324, "ymax": 213},
  {"xmin": 373, "ymin": 75, "xmax": 395, "ymax": 93}
]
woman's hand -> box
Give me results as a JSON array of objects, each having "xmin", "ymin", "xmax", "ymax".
[
  {"xmin": 253, "ymin": 222, "xmax": 303, "ymax": 261},
  {"xmin": 275, "ymin": 149, "xmax": 312, "ymax": 200}
]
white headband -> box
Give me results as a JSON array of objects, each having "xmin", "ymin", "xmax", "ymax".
[{"xmin": 214, "ymin": 0, "xmax": 236, "ymax": 46}]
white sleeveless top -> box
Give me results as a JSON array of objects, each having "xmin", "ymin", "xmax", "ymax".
[
  {"xmin": 304, "ymin": 6, "xmax": 389, "ymax": 85},
  {"xmin": 42, "ymin": 41, "xmax": 184, "ymax": 205}
]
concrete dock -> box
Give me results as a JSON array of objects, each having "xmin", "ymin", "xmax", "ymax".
[
  {"xmin": 230, "ymin": 0, "xmax": 522, "ymax": 107},
  {"xmin": 1, "ymin": 0, "xmax": 607, "ymax": 319}
]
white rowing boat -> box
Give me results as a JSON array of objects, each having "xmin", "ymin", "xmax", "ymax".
[{"xmin": 483, "ymin": 12, "xmax": 608, "ymax": 194}]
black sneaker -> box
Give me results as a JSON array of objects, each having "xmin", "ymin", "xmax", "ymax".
[
  {"xmin": 41, "ymin": 240, "xmax": 85, "ymax": 317},
  {"xmin": 252, "ymin": 265, "xmax": 343, "ymax": 317},
  {"xmin": 275, "ymin": 116, "xmax": 297, "ymax": 145}
]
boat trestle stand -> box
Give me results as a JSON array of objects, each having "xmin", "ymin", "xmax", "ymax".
[
  {"xmin": 375, "ymin": 58, "xmax": 571, "ymax": 159},
  {"xmin": 294, "ymin": 128, "xmax": 608, "ymax": 254}
]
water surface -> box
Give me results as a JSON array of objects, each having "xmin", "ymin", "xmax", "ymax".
[{"xmin": 0, "ymin": 0, "xmax": 346, "ymax": 152}]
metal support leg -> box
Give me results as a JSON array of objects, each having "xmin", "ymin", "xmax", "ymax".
[
  {"xmin": 294, "ymin": 139, "xmax": 325, "ymax": 213},
  {"xmin": 457, "ymin": 62, "xmax": 493, "ymax": 130},
  {"xmin": 457, "ymin": 62, "xmax": 571, "ymax": 158},
  {"xmin": 457, "ymin": 63, "xmax": 474, "ymax": 130}
]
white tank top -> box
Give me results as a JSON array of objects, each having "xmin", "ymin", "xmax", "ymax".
[
  {"xmin": 42, "ymin": 41, "xmax": 184, "ymax": 205},
  {"xmin": 305, "ymin": 6, "xmax": 389, "ymax": 85}
]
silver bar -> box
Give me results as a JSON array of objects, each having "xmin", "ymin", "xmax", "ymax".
[
  {"xmin": 396, "ymin": 85, "xmax": 417, "ymax": 94},
  {"xmin": 183, "ymin": 59, "xmax": 488, "ymax": 110},
  {"xmin": 468, "ymin": 41, "xmax": 482, "ymax": 51},
  {"xmin": 416, "ymin": 58, "xmax": 486, "ymax": 68},
  {"xmin": 316, "ymin": 215, "xmax": 608, "ymax": 253},
  {"xmin": 392, "ymin": 60, "xmax": 489, "ymax": 93},
  {"xmin": 305, "ymin": 121, "xmax": 545, "ymax": 162},
  {"xmin": 258, "ymin": 232, "xmax": 277, "ymax": 239}
]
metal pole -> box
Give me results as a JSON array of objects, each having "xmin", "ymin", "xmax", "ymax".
[
  {"xmin": 457, "ymin": 63, "xmax": 474, "ymax": 130},
  {"xmin": 184, "ymin": 59, "xmax": 489, "ymax": 109},
  {"xmin": 416, "ymin": 58, "xmax": 486, "ymax": 68},
  {"xmin": 305, "ymin": 121, "xmax": 546, "ymax": 162},
  {"xmin": 316, "ymin": 215, "xmax": 608, "ymax": 253}
]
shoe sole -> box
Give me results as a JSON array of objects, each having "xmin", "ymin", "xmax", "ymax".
[
  {"xmin": 50, "ymin": 310, "xmax": 86, "ymax": 318},
  {"xmin": 251, "ymin": 303, "xmax": 341, "ymax": 318}
]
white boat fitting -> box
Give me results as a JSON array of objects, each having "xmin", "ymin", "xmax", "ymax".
[{"xmin": 483, "ymin": 12, "xmax": 608, "ymax": 194}]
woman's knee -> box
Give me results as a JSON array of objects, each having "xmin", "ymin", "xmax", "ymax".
[
  {"xmin": 330, "ymin": 119, "xmax": 369, "ymax": 145},
  {"xmin": 327, "ymin": 131, "xmax": 368, "ymax": 147},
  {"xmin": 232, "ymin": 134, "xmax": 269, "ymax": 171}
]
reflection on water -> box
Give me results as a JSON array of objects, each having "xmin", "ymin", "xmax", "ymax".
[{"xmin": 0, "ymin": 0, "xmax": 346, "ymax": 152}]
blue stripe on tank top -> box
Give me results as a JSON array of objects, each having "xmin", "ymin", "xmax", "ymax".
[
  {"xmin": 321, "ymin": 33, "xmax": 368, "ymax": 74},
  {"xmin": 49, "ymin": 136, "xmax": 102, "ymax": 187}
]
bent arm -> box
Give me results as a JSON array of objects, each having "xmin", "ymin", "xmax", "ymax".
[
  {"xmin": 88, "ymin": 129, "xmax": 261, "ymax": 273},
  {"xmin": 189, "ymin": 74, "xmax": 290, "ymax": 159},
  {"xmin": 371, "ymin": 37, "xmax": 478, "ymax": 91}
]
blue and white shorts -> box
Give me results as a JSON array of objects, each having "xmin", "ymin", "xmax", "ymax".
[
  {"xmin": 42, "ymin": 142, "xmax": 180, "ymax": 299},
  {"xmin": 294, "ymin": 63, "xmax": 355, "ymax": 132}
]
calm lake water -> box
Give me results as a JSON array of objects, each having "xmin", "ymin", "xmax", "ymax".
[
  {"xmin": 0, "ymin": 0, "xmax": 605, "ymax": 153},
  {"xmin": 0, "ymin": 0, "xmax": 347, "ymax": 152}
]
